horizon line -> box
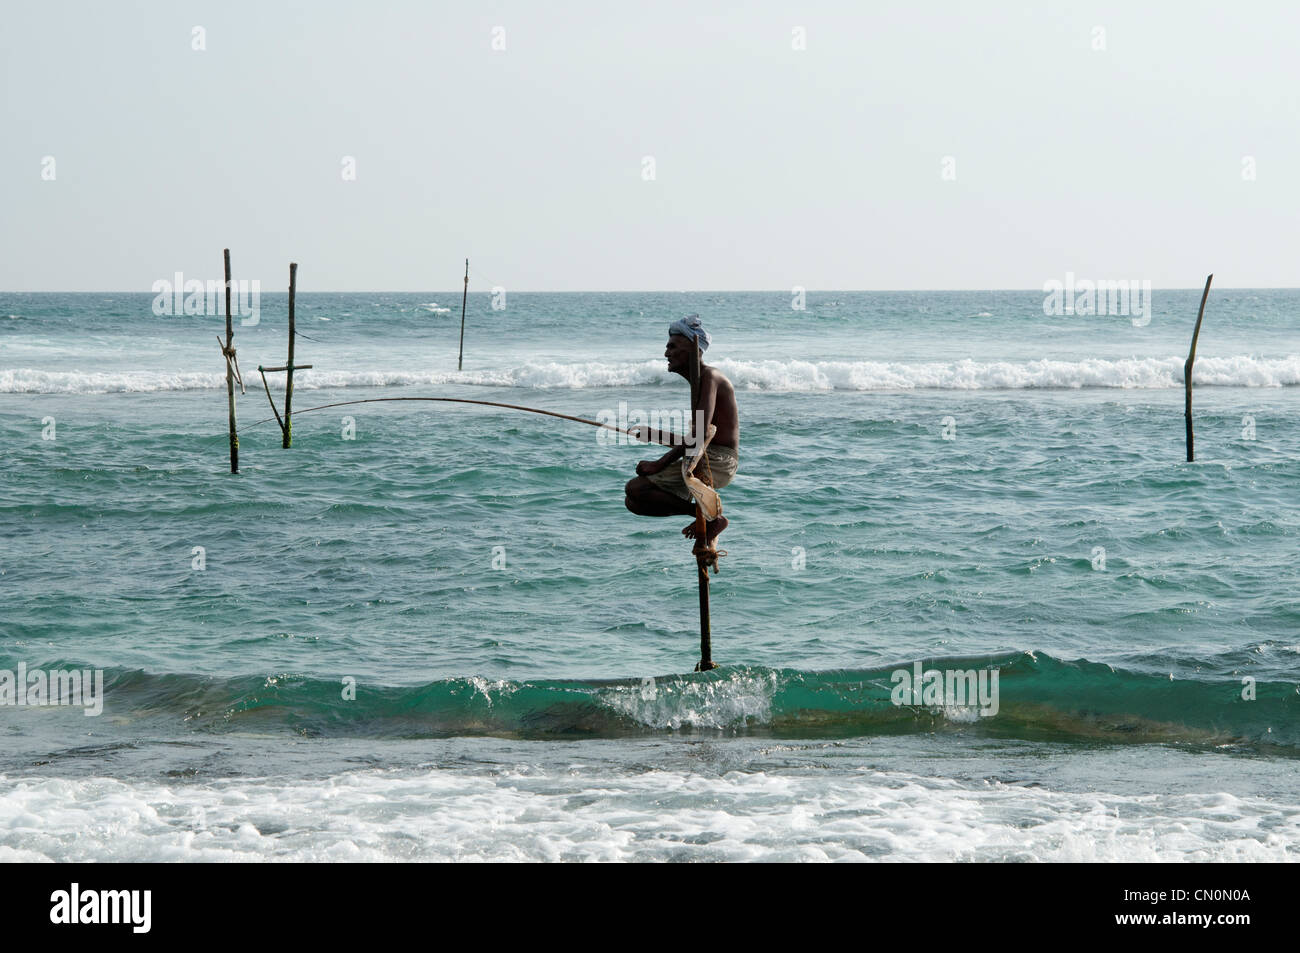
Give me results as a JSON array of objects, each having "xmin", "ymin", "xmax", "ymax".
[{"xmin": 3, "ymin": 286, "xmax": 1297, "ymax": 295}]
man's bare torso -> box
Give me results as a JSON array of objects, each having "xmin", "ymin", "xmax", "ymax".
[{"xmin": 700, "ymin": 365, "xmax": 738, "ymax": 450}]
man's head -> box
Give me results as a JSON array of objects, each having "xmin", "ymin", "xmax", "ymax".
[{"xmin": 665, "ymin": 314, "xmax": 710, "ymax": 376}]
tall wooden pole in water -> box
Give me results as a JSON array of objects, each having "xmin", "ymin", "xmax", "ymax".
[
  {"xmin": 256, "ymin": 262, "xmax": 311, "ymax": 448},
  {"xmin": 689, "ymin": 337, "xmax": 717, "ymax": 671},
  {"xmin": 224, "ymin": 248, "xmax": 238, "ymax": 473},
  {"xmin": 1184, "ymin": 273, "xmax": 1214, "ymax": 462},
  {"xmin": 283, "ymin": 262, "xmax": 297, "ymax": 448},
  {"xmin": 457, "ymin": 258, "xmax": 469, "ymax": 371}
]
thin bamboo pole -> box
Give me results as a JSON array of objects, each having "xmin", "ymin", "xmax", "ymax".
[
  {"xmin": 259, "ymin": 366, "xmax": 285, "ymax": 436},
  {"xmin": 283, "ymin": 262, "xmax": 297, "ymax": 448},
  {"xmin": 224, "ymin": 248, "xmax": 238, "ymax": 473},
  {"xmin": 238, "ymin": 396, "xmax": 670, "ymax": 444},
  {"xmin": 457, "ymin": 258, "xmax": 469, "ymax": 371},
  {"xmin": 1185, "ymin": 274, "xmax": 1214, "ymax": 462}
]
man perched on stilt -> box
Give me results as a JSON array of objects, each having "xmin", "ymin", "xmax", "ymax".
[{"xmin": 624, "ymin": 315, "xmax": 739, "ymax": 545}]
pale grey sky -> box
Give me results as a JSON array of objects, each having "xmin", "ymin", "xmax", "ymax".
[{"xmin": 2, "ymin": 0, "xmax": 1297, "ymax": 291}]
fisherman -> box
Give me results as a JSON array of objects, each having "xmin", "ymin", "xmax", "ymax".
[{"xmin": 624, "ymin": 315, "xmax": 739, "ymax": 544}]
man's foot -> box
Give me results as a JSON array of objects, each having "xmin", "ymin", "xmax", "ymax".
[{"xmin": 682, "ymin": 514, "xmax": 728, "ymax": 543}]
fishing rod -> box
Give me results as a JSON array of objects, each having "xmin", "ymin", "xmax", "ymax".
[{"xmin": 237, "ymin": 396, "xmax": 675, "ymax": 445}]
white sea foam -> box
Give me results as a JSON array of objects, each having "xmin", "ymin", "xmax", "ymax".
[
  {"xmin": 0, "ymin": 768, "xmax": 1294, "ymax": 862},
  {"xmin": 599, "ymin": 671, "xmax": 778, "ymax": 730},
  {"xmin": 4, "ymin": 355, "xmax": 1300, "ymax": 395}
]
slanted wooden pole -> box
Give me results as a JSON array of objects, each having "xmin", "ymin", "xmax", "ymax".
[
  {"xmin": 457, "ymin": 258, "xmax": 469, "ymax": 371},
  {"xmin": 283, "ymin": 262, "xmax": 297, "ymax": 448},
  {"xmin": 688, "ymin": 336, "xmax": 717, "ymax": 671},
  {"xmin": 259, "ymin": 365, "xmax": 286, "ymax": 436},
  {"xmin": 224, "ymin": 248, "xmax": 238, "ymax": 473},
  {"xmin": 1185, "ymin": 273, "xmax": 1214, "ymax": 462}
]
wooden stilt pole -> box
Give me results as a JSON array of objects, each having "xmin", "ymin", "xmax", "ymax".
[
  {"xmin": 695, "ymin": 552, "xmax": 713, "ymax": 671},
  {"xmin": 457, "ymin": 258, "xmax": 469, "ymax": 371},
  {"xmin": 1185, "ymin": 273, "xmax": 1214, "ymax": 462},
  {"xmin": 689, "ymin": 337, "xmax": 717, "ymax": 672},
  {"xmin": 224, "ymin": 248, "xmax": 238, "ymax": 473},
  {"xmin": 255, "ymin": 262, "xmax": 311, "ymax": 446},
  {"xmin": 283, "ymin": 262, "xmax": 297, "ymax": 448}
]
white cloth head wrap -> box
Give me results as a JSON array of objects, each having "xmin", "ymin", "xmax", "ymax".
[{"xmin": 668, "ymin": 314, "xmax": 710, "ymax": 351}]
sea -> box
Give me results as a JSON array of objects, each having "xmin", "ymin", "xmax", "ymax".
[{"xmin": 1, "ymin": 288, "xmax": 1298, "ymax": 862}]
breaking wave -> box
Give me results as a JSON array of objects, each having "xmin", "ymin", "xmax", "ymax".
[
  {"xmin": 13, "ymin": 652, "xmax": 1295, "ymax": 751},
  {"xmin": 5, "ymin": 355, "xmax": 1300, "ymax": 394}
]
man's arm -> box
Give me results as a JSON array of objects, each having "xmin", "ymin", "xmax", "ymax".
[
  {"xmin": 634, "ymin": 373, "xmax": 718, "ymax": 474},
  {"xmin": 630, "ymin": 425, "xmax": 685, "ymax": 446},
  {"xmin": 635, "ymin": 443, "xmax": 683, "ymax": 476}
]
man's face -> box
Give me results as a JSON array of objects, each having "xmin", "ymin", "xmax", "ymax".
[{"xmin": 665, "ymin": 334, "xmax": 693, "ymax": 374}]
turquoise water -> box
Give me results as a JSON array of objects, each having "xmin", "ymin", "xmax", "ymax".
[{"xmin": 2, "ymin": 290, "xmax": 1299, "ymax": 861}]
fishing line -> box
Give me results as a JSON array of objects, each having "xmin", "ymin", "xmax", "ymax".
[{"xmin": 234, "ymin": 395, "xmax": 670, "ymax": 444}]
